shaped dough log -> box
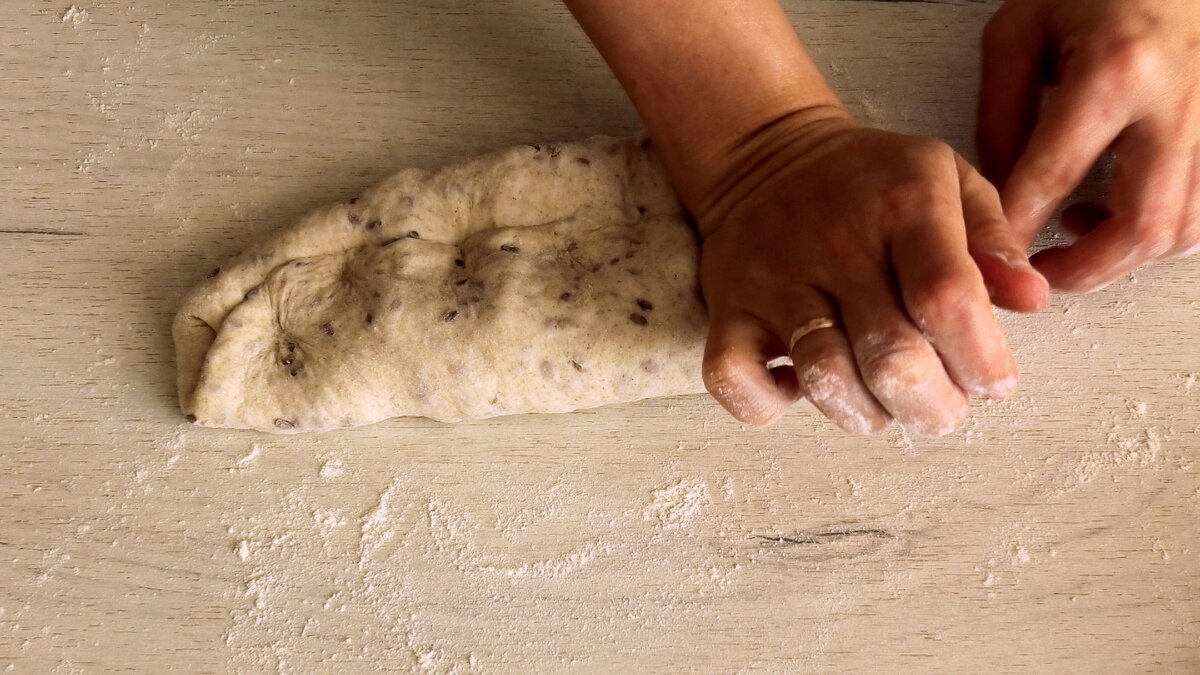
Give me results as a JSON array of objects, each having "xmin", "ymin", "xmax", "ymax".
[{"xmin": 173, "ymin": 136, "xmax": 710, "ymax": 433}]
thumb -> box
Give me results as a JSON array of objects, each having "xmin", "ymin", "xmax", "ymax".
[
  {"xmin": 957, "ymin": 155, "xmax": 1049, "ymax": 313},
  {"xmin": 999, "ymin": 54, "xmax": 1131, "ymax": 247}
]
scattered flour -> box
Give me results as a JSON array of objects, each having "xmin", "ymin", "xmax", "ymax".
[
  {"xmin": 1048, "ymin": 396, "xmax": 1173, "ymax": 491},
  {"xmin": 1065, "ymin": 423, "xmax": 1165, "ymax": 487},
  {"xmin": 233, "ymin": 443, "xmax": 262, "ymax": 471},
  {"xmin": 644, "ymin": 478, "xmax": 710, "ymax": 530},
  {"xmin": 1, "ymin": 5, "xmax": 1193, "ymax": 673},
  {"xmin": 220, "ymin": 465, "xmax": 824, "ymax": 672},
  {"xmin": 319, "ymin": 458, "xmax": 345, "ymax": 479},
  {"xmin": 163, "ymin": 110, "xmax": 207, "ymax": 141},
  {"xmin": 61, "ymin": 5, "xmax": 89, "ymax": 27}
]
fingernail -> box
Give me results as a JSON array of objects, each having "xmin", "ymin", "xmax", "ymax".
[
  {"xmin": 980, "ymin": 374, "xmax": 1018, "ymax": 401},
  {"xmin": 961, "ymin": 374, "xmax": 1015, "ymax": 402},
  {"xmin": 983, "ymin": 251, "xmax": 1047, "ymax": 284},
  {"xmin": 983, "ymin": 249, "xmax": 1029, "ymax": 269}
]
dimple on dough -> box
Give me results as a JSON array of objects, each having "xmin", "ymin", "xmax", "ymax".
[{"xmin": 173, "ymin": 136, "xmax": 710, "ymax": 433}]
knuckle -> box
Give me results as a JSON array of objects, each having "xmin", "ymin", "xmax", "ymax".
[
  {"xmin": 857, "ymin": 337, "xmax": 933, "ymax": 393},
  {"xmin": 1090, "ymin": 31, "xmax": 1165, "ymax": 88},
  {"xmin": 877, "ymin": 179, "xmax": 938, "ymax": 220},
  {"xmin": 855, "ymin": 334, "xmax": 966, "ymax": 436},
  {"xmin": 907, "ymin": 272, "xmax": 980, "ymax": 332},
  {"xmin": 869, "ymin": 140, "xmax": 956, "ymax": 220}
]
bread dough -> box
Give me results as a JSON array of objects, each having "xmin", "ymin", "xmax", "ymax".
[{"xmin": 173, "ymin": 136, "xmax": 709, "ymax": 433}]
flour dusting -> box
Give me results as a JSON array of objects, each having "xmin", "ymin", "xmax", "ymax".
[
  {"xmin": 319, "ymin": 458, "xmax": 345, "ymax": 479},
  {"xmin": 644, "ymin": 478, "xmax": 710, "ymax": 530},
  {"xmin": 217, "ymin": 453, "xmax": 874, "ymax": 672},
  {"xmin": 61, "ymin": 5, "xmax": 88, "ymax": 27}
]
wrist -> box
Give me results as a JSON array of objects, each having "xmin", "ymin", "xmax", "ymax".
[
  {"xmin": 672, "ymin": 105, "xmax": 859, "ymax": 238},
  {"xmin": 565, "ymin": 0, "xmax": 856, "ymax": 231}
]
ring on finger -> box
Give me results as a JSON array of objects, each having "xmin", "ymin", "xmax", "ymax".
[{"xmin": 788, "ymin": 317, "xmax": 840, "ymax": 353}]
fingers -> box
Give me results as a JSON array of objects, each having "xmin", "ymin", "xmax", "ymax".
[
  {"xmin": 978, "ymin": 3, "xmax": 1049, "ymax": 185},
  {"xmin": 761, "ymin": 292, "xmax": 890, "ymax": 436},
  {"xmin": 1000, "ymin": 55, "xmax": 1134, "ymax": 247},
  {"xmin": 837, "ymin": 275, "xmax": 969, "ymax": 437},
  {"xmin": 706, "ymin": 290, "xmax": 891, "ymax": 434},
  {"xmin": 957, "ymin": 155, "xmax": 1050, "ymax": 312},
  {"xmin": 788, "ymin": 320, "xmax": 890, "ymax": 436},
  {"xmin": 890, "ymin": 194, "xmax": 1020, "ymax": 401},
  {"xmin": 702, "ymin": 312, "xmax": 801, "ymax": 426},
  {"xmin": 1031, "ymin": 132, "xmax": 1191, "ymax": 291}
]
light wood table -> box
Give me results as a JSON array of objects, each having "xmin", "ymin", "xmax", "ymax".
[{"xmin": 2, "ymin": 1, "xmax": 1197, "ymax": 672}]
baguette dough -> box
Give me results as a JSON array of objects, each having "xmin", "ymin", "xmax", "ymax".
[{"xmin": 173, "ymin": 136, "xmax": 710, "ymax": 433}]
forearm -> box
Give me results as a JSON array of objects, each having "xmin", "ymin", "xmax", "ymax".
[{"xmin": 564, "ymin": 0, "xmax": 850, "ymax": 218}]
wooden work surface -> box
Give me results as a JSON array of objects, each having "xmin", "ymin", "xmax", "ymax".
[{"xmin": 1, "ymin": 1, "xmax": 1198, "ymax": 672}]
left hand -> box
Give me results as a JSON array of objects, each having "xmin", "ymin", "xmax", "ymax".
[
  {"xmin": 977, "ymin": 0, "xmax": 1200, "ymax": 295},
  {"xmin": 695, "ymin": 114, "xmax": 1034, "ymax": 434}
]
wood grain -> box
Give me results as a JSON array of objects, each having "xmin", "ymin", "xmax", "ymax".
[{"xmin": 0, "ymin": 0, "xmax": 1197, "ymax": 672}]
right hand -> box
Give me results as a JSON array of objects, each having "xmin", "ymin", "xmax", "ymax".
[
  {"xmin": 979, "ymin": 0, "xmax": 1200, "ymax": 292},
  {"xmin": 692, "ymin": 112, "xmax": 1049, "ymax": 434}
]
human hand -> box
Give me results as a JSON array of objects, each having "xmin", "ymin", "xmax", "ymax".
[
  {"xmin": 979, "ymin": 0, "xmax": 1200, "ymax": 295},
  {"xmin": 564, "ymin": 0, "xmax": 1048, "ymax": 432},
  {"xmin": 695, "ymin": 113, "xmax": 1046, "ymax": 434}
]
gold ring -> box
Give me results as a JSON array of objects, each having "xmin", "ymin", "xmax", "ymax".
[{"xmin": 788, "ymin": 318, "xmax": 839, "ymax": 352}]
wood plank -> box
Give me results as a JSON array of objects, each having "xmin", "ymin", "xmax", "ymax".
[{"xmin": 0, "ymin": 0, "xmax": 1196, "ymax": 672}]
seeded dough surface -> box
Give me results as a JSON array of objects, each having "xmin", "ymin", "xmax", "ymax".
[{"xmin": 173, "ymin": 136, "xmax": 709, "ymax": 433}]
